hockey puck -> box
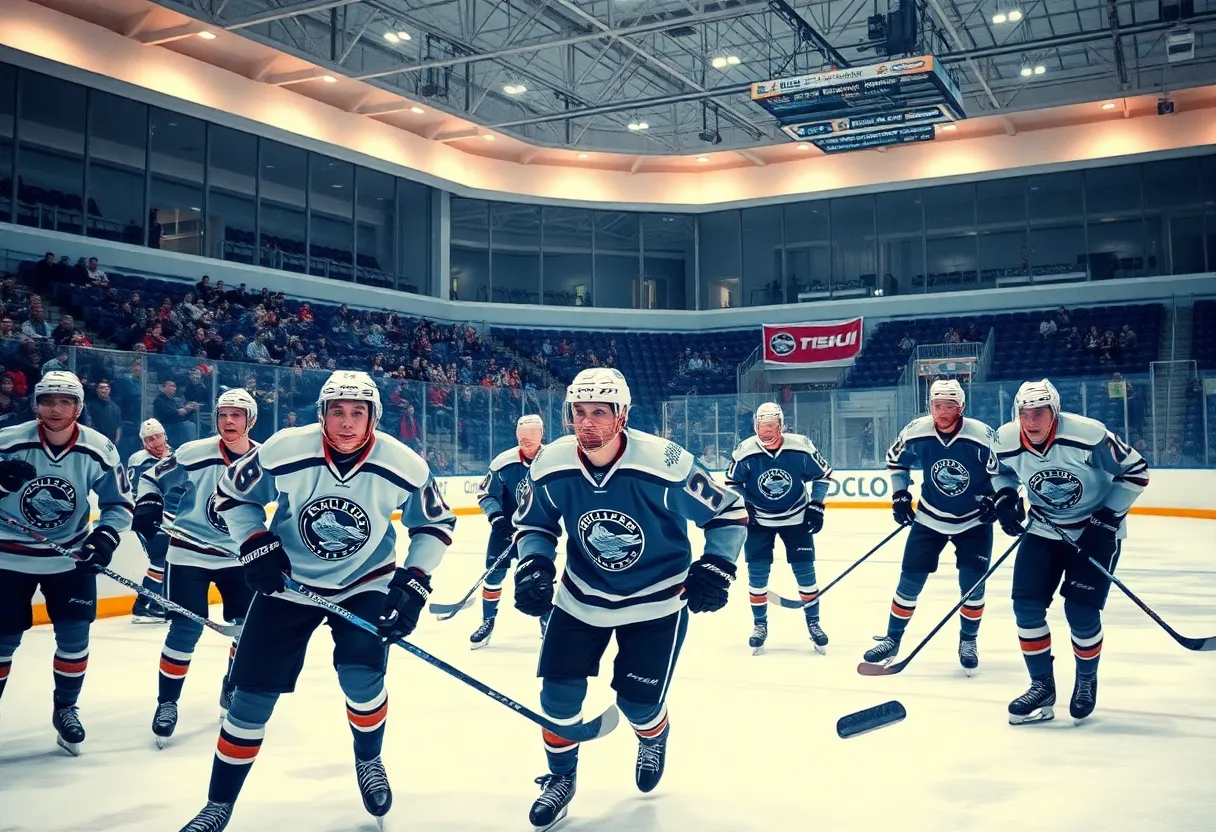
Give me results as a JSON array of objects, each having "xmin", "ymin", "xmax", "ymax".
[{"xmin": 836, "ymin": 700, "xmax": 907, "ymax": 739}]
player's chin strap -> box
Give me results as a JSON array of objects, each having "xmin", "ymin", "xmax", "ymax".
[{"xmin": 161, "ymin": 522, "xmax": 627, "ymax": 739}]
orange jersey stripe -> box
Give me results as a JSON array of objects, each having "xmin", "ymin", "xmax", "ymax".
[
  {"xmin": 347, "ymin": 702, "xmax": 389, "ymax": 729},
  {"xmin": 216, "ymin": 736, "xmax": 261, "ymax": 761}
]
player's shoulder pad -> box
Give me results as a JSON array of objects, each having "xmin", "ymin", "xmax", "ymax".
[
  {"xmin": 781, "ymin": 432, "xmax": 820, "ymax": 454},
  {"xmin": 622, "ymin": 429, "xmax": 694, "ymax": 481},
  {"xmin": 993, "ymin": 420, "xmax": 1022, "ymax": 453},
  {"xmin": 0, "ymin": 420, "xmax": 38, "ymax": 449},
  {"xmin": 489, "ymin": 447, "xmax": 521, "ymax": 472},
  {"xmin": 76, "ymin": 424, "xmax": 122, "ymax": 466},
  {"xmin": 900, "ymin": 415, "xmax": 938, "ymax": 441},
  {"xmin": 1055, "ymin": 412, "xmax": 1108, "ymax": 447},
  {"xmin": 173, "ymin": 436, "xmax": 226, "ymax": 466},
  {"xmin": 731, "ymin": 435, "xmax": 765, "ymax": 462},
  {"xmin": 254, "ymin": 424, "xmax": 321, "ymax": 468},
  {"xmin": 528, "ymin": 435, "xmax": 580, "ymax": 481},
  {"xmin": 125, "ymin": 448, "xmax": 150, "ymax": 468},
  {"xmin": 958, "ymin": 417, "xmax": 998, "ymax": 445},
  {"xmin": 368, "ymin": 430, "xmax": 432, "ymax": 486}
]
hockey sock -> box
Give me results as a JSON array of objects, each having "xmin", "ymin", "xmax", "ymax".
[
  {"xmin": 619, "ymin": 698, "xmax": 668, "ymax": 745},
  {"xmin": 1013, "ymin": 599, "xmax": 1053, "ymax": 678},
  {"xmin": 338, "ymin": 664, "xmax": 389, "ymax": 761},
  {"xmin": 791, "ymin": 562, "xmax": 820, "ymax": 621},
  {"xmin": 51, "ymin": 620, "xmax": 89, "ymax": 707},
  {"xmin": 141, "ymin": 564, "xmax": 165, "ymax": 595},
  {"xmin": 158, "ymin": 617, "xmax": 205, "ymax": 704},
  {"xmin": 887, "ymin": 571, "xmax": 929, "ymax": 639},
  {"xmin": 1064, "ymin": 599, "xmax": 1103, "ymax": 676},
  {"xmin": 540, "ymin": 677, "xmax": 587, "ymax": 775},
  {"xmin": 747, "ymin": 560, "xmax": 771, "ymax": 623},
  {"xmin": 957, "ymin": 565, "xmax": 986, "ymax": 639},
  {"xmin": 482, "ymin": 564, "xmax": 508, "ymax": 619},
  {"xmin": 208, "ymin": 689, "xmax": 278, "ymax": 804},
  {"xmin": 0, "ymin": 632, "xmax": 20, "ymax": 702}
]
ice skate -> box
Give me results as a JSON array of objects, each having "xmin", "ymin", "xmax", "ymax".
[
  {"xmin": 179, "ymin": 801, "xmax": 233, "ymax": 832},
  {"xmin": 1008, "ymin": 675, "xmax": 1056, "ymax": 725},
  {"xmin": 152, "ymin": 701, "xmax": 178, "ymax": 749},
  {"xmin": 355, "ymin": 754, "xmax": 393, "ymax": 826},
  {"xmin": 52, "ymin": 705, "xmax": 85, "ymax": 756},
  {"xmin": 635, "ymin": 725, "xmax": 669, "ymax": 794},
  {"xmin": 863, "ymin": 635, "xmax": 900, "ymax": 665},
  {"xmin": 959, "ymin": 637, "xmax": 979, "ymax": 676},
  {"xmin": 748, "ymin": 621, "xmax": 768, "ymax": 655},
  {"xmin": 806, "ymin": 619, "xmax": 829, "ymax": 655},
  {"xmin": 469, "ymin": 618, "xmax": 495, "ymax": 650},
  {"xmin": 1070, "ymin": 674, "xmax": 1098, "ymax": 724},
  {"xmin": 131, "ymin": 600, "xmax": 167, "ymax": 625},
  {"xmin": 529, "ymin": 772, "xmax": 576, "ymax": 831}
]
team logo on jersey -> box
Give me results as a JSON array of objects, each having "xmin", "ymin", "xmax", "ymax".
[
  {"xmin": 769, "ymin": 331, "xmax": 796, "ymax": 356},
  {"xmin": 577, "ymin": 510, "xmax": 645, "ymax": 572},
  {"xmin": 299, "ymin": 497, "xmax": 371, "ymax": 561},
  {"xmin": 757, "ymin": 468, "xmax": 794, "ymax": 500},
  {"xmin": 514, "ymin": 478, "xmax": 529, "ymax": 507},
  {"xmin": 20, "ymin": 477, "xmax": 78, "ymax": 530},
  {"xmin": 930, "ymin": 458, "xmax": 970, "ymax": 496},
  {"xmin": 1028, "ymin": 469, "xmax": 1084, "ymax": 510},
  {"xmin": 663, "ymin": 443, "xmax": 682, "ymax": 468},
  {"xmin": 205, "ymin": 493, "xmax": 230, "ymax": 534}
]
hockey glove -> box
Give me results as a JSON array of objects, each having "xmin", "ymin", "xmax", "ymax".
[
  {"xmin": 805, "ymin": 501, "xmax": 826, "ymax": 535},
  {"xmin": 1078, "ymin": 506, "xmax": 1121, "ymax": 559},
  {"xmin": 240, "ymin": 532, "xmax": 290, "ymax": 595},
  {"xmin": 0, "ymin": 458, "xmax": 36, "ymax": 494},
  {"xmin": 378, "ymin": 567, "xmax": 431, "ymax": 642},
  {"xmin": 489, "ymin": 513, "xmax": 516, "ymax": 540},
  {"xmin": 891, "ymin": 490, "xmax": 916, "ymax": 526},
  {"xmin": 985, "ymin": 487, "xmax": 1026, "ymax": 536},
  {"xmin": 513, "ymin": 555, "xmax": 556, "ymax": 617},
  {"xmin": 76, "ymin": 526, "xmax": 121, "ymax": 572},
  {"xmin": 131, "ymin": 493, "xmax": 165, "ymax": 541},
  {"xmin": 683, "ymin": 554, "xmax": 736, "ymax": 614}
]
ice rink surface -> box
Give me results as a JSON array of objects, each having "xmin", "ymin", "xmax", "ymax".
[{"xmin": 3, "ymin": 511, "xmax": 1216, "ymax": 832}]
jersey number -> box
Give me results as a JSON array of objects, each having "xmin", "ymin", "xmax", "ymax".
[
  {"xmin": 230, "ymin": 455, "xmax": 263, "ymax": 494},
  {"xmin": 421, "ymin": 481, "xmax": 450, "ymax": 520},
  {"xmin": 1106, "ymin": 432, "xmax": 1133, "ymax": 463},
  {"xmin": 684, "ymin": 470, "xmax": 726, "ymax": 511}
]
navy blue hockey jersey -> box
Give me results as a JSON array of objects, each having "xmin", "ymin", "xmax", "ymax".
[
  {"xmin": 514, "ymin": 430, "xmax": 748, "ymax": 628},
  {"xmin": 886, "ymin": 416, "xmax": 999, "ymax": 534},
  {"xmin": 477, "ymin": 446, "xmax": 533, "ymax": 523},
  {"xmin": 725, "ymin": 433, "xmax": 833, "ymax": 527}
]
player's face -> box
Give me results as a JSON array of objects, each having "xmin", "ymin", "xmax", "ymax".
[
  {"xmin": 755, "ymin": 417, "xmax": 782, "ymax": 448},
  {"xmin": 144, "ymin": 432, "xmax": 168, "ymax": 457},
  {"xmin": 36, "ymin": 394, "xmax": 80, "ymax": 433},
  {"xmin": 325, "ymin": 401, "xmax": 372, "ymax": 453},
  {"xmin": 216, "ymin": 407, "xmax": 249, "ymax": 443},
  {"xmin": 930, "ymin": 399, "xmax": 962, "ymax": 432},
  {"xmin": 517, "ymin": 425, "xmax": 543, "ymax": 457},
  {"xmin": 1019, "ymin": 405, "xmax": 1055, "ymax": 443},
  {"xmin": 571, "ymin": 403, "xmax": 621, "ymax": 452}
]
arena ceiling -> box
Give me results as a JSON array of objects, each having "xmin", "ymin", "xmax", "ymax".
[{"xmin": 35, "ymin": 0, "xmax": 1216, "ymax": 154}]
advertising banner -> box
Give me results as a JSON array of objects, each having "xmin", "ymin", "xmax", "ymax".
[{"xmin": 762, "ymin": 318, "xmax": 863, "ymax": 367}]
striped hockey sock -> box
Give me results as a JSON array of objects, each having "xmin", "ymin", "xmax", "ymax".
[
  {"xmin": 958, "ymin": 567, "xmax": 986, "ymax": 639},
  {"xmin": 52, "ymin": 648, "xmax": 89, "ymax": 707},
  {"xmin": 1071, "ymin": 628, "xmax": 1103, "ymax": 673},
  {"xmin": 158, "ymin": 647, "xmax": 192, "ymax": 704},
  {"xmin": 542, "ymin": 712, "xmax": 582, "ymax": 775},
  {"xmin": 630, "ymin": 703, "xmax": 669, "ymax": 745},
  {"xmin": 481, "ymin": 583, "xmax": 503, "ymax": 620},
  {"xmin": 346, "ymin": 688, "xmax": 389, "ymax": 761},
  {"xmin": 791, "ymin": 562, "xmax": 820, "ymax": 621},
  {"xmin": 1017, "ymin": 623, "xmax": 1054, "ymax": 677},
  {"xmin": 142, "ymin": 565, "xmax": 165, "ymax": 593},
  {"xmin": 886, "ymin": 571, "xmax": 928, "ymax": 639},
  {"xmin": 208, "ymin": 717, "xmax": 266, "ymax": 803}
]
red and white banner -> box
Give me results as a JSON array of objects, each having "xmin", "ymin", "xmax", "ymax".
[{"xmin": 762, "ymin": 318, "xmax": 864, "ymax": 367}]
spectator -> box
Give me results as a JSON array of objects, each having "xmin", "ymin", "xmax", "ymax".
[
  {"xmin": 246, "ymin": 332, "xmax": 272, "ymax": 364},
  {"xmin": 298, "ymin": 303, "xmax": 313, "ymax": 324},
  {"xmin": 196, "ymin": 275, "xmax": 215, "ymax": 303},
  {"xmin": 0, "ymin": 316, "xmax": 16, "ymax": 340},
  {"xmin": 33, "ymin": 251, "xmax": 56, "ymax": 294},
  {"xmin": 153, "ymin": 379, "xmax": 199, "ymax": 446},
  {"xmin": 179, "ymin": 293, "xmax": 205, "ymax": 323},
  {"xmin": 283, "ymin": 411, "xmax": 299, "ymax": 429},
  {"xmin": 0, "ymin": 373, "xmax": 30, "ymax": 428},
  {"xmin": 1053, "ymin": 306, "xmax": 1071, "ymax": 329},
  {"xmin": 182, "ymin": 366, "xmax": 211, "ymax": 405},
  {"xmin": 898, "ymin": 334, "xmax": 917, "ymax": 352},
  {"xmin": 1039, "ymin": 316, "xmax": 1058, "ymax": 338},
  {"xmin": 85, "ymin": 380, "xmax": 122, "ymax": 444},
  {"xmin": 41, "ymin": 347, "xmax": 71, "ymax": 376},
  {"xmin": 1162, "ymin": 440, "xmax": 1182, "ymax": 466},
  {"xmin": 86, "ymin": 257, "xmax": 108, "ymax": 286},
  {"xmin": 21, "ymin": 300, "xmax": 53, "ymax": 339},
  {"xmin": 1118, "ymin": 324, "xmax": 1138, "ymax": 353},
  {"xmin": 142, "ymin": 323, "xmax": 167, "ymax": 353},
  {"xmin": 1084, "ymin": 326, "xmax": 1102, "ymax": 354}
]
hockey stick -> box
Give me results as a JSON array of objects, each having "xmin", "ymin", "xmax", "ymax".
[
  {"xmin": 857, "ymin": 534, "xmax": 1021, "ymax": 677},
  {"xmin": 766, "ymin": 525, "xmax": 907, "ymax": 610},
  {"xmin": 429, "ymin": 543, "xmax": 514, "ymax": 620},
  {"xmin": 0, "ymin": 512, "xmax": 241, "ymax": 638},
  {"xmin": 1033, "ymin": 513, "xmax": 1216, "ymax": 652},
  {"xmin": 163, "ymin": 523, "xmax": 620, "ymax": 743}
]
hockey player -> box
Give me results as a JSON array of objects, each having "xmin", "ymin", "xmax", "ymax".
[
  {"xmin": 511, "ymin": 368, "xmax": 747, "ymax": 830},
  {"xmin": 470, "ymin": 413, "xmax": 548, "ymax": 648},
  {"xmin": 864, "ymin": 380, "xmax": 1001, "ymax": 674},
  {"xmin": 132, "ymin": 390, "xmax": 260, "ymax": 746},
  {"xmin": 726, "ymin": 402, "xmax": 834, "ymax": 655},
  {"xmin": 992, "ymin": 379, "xmax": 1149, "ymax": 725},
  {"xmin": 179, "ymin": 371, "xmax": 455, "ymax": 832},
  {"xmin": 0, "ymin": 371, "xmax": 132, "ymax": 754},
  {"xmin": 128, "ymin": 418, "xmax": 172, "ymax": 623}
]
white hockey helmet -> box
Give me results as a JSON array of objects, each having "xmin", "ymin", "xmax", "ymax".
[
  {"xmin": 565, "ymin": 368, "xmax": 632, "ymax": 416},
  {"xmin": 929, "ymin": 379, "xmax": 966, "ymax": 409},
  {"xmin": 317, "ymin": 370, "xmax": 383, "ymax": 425},
  {"xmin": 1013, "ymin": 378, "xmax": 1060, "ymax": 420},
  {"xmin": 754, "ymin": 402, "xmax": 785, "ymax": 432},
  {"xmin": 34, "ymin": 371, "xmax": 85, "ymax": 417},
  {"xmin": 517, "ymin": 413, "xmax": 544, "ymax": 431},
  {"xmin": 216, "ymin": 388, "xmax": 259, "ymax": 431},
  {"xmin": 139, "ymin": 418, "xmax": 166, "ymax": 440}
]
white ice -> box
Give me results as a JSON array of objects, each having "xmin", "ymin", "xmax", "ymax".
[{"xmin": 3, "ymin": 511, "xmax": 1216, "ymax": 832}]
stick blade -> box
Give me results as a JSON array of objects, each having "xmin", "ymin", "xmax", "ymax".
[
  {"xmin": 837, "ymin": 701, "xmax": 906, "ymax": 739},
  {"xmin": 766, "ymin": 591, "xmax": 804, "ymax": 610},
  {"xmin": 220, "ymin": 623, "xmax": 242, "ymax": 638},
  {"xmin": 554, "ymin": 704, "xmax": 620, "ymax": 743},
  {"xmin": 1192, "ymin": 636, "xmax": 1216, "ymax": 652},
  {"xmin": 856, "ymin": 660, "xmax": 903, "ymax": 677},
  {"xmin": 430, "ymin": 595, "xmax": 477, "ymax": 620}
]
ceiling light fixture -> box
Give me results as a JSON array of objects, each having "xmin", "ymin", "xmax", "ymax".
[
  {"xmin": 1033, "ymin": 64, "xmax": 1046, "ymax": 75},
  {"xmin": 727, "ymin": 55, "xmax": 741, "ymax": 65},
  {"xmin": 396, "ymin": 31, "xmax": 412, "ymax": 41},
  {"xmin": 197, "ymin": 31, "xmax": 217, "ymax": 40},
  {"xmin": 711, "ymin": 57, "xmax": 728, "ymax": 69},
  {"xmin": 711, "ymin": 56, "xmax": 741, "ymax": 69},
  {"xmin": 1019, "ymin": 65, "xmax": 1033, "ymax": 77},
  {"xmin": 991, "ymin": 12, "xmax": 1007, "ymax": 23},
  {"xmin": 383, "ymin": 32, "xmax": 399, "ymax": 43},
  {"xmin": 1007, "ymin": 9, "xmax": 1023, "ymax": 21},
  {"xmin": 503, "ymin": 83, "xmax": 527, "ymax": 95},
  {"xmin": 627, "ymin": 121, "xmax": 649, "ymax": 131}
]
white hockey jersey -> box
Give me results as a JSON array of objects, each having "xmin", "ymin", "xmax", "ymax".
[
  {"xmin": 138, "ymin": 437, "xmax": 259, "ymax": 570},
  {"xmin": 0, "ymin": 422, "xmax": 132, "ymax": 575},
  {"xmin": 992, "ymin": 412, "xmax": 1150, "ymax": 541},
  {"xmin": 514, "ymin": 430, "xmax": 748, "ymax": 628},
  {"xmin": 216, "ymin": 425, "xmax": 456, "ymax": 604}
]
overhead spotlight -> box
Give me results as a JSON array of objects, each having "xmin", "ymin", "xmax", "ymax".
[
  {"xmin": 711, "ymin": 56, "xmax": 740, "ymax": 69},
  {"xmin": 1007, "ymin": 9, "xmax": 1023, "ymax": 21},
  {"xmin": 727, "ymin": 55, "xmax": 741, "ymax": 65},
  {"xmin": 503, "ymin": 83, "xmax": 527, "ymax": 95},
  {"xmin": 321, "ymin": 75, "xmax": 337, "ymax": 83},
  {"xmin": 696, "ymin": 156, "xmax": 710, "ymax": 163},
  {"xmin": 991, "ymin": 12, "xmax": 1007, "ymax": 23},
  {"xmin": 1033, "ymin": 64, "xmax": 1046, "ymax": 74},
  {"xmin": 197, "ymin": 31, "xmax": 217, "ymax": 40},
  {"xmin": 627, "ymin": 121, "xmax": 649, "ymax": 131},
  {"xmin": 711, "ymin": 56, "xmax": 728, "ymax": 69},
  {"xmin": 1101, "ymin": 101, "xmax": 1117, "ymax": 110},
  {"xmin": 1019, "ymin": 65, "xmax": 1033, "ymax": 77},
  {"xmin": 397, "ymin": 31, "xmax": 412, "ymax": 41},
  {"xmin": 383, "ymin": 32, "xmax": 399, "ymax": 43},
  {"xmin": 409, "ymin": 106, "xmax": 425, "ymax": 114}
]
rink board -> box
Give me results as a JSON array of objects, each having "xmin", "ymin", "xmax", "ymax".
[{"xmin": 30, "ymin": 468, "xmax": 1216, "ymax": 623}]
